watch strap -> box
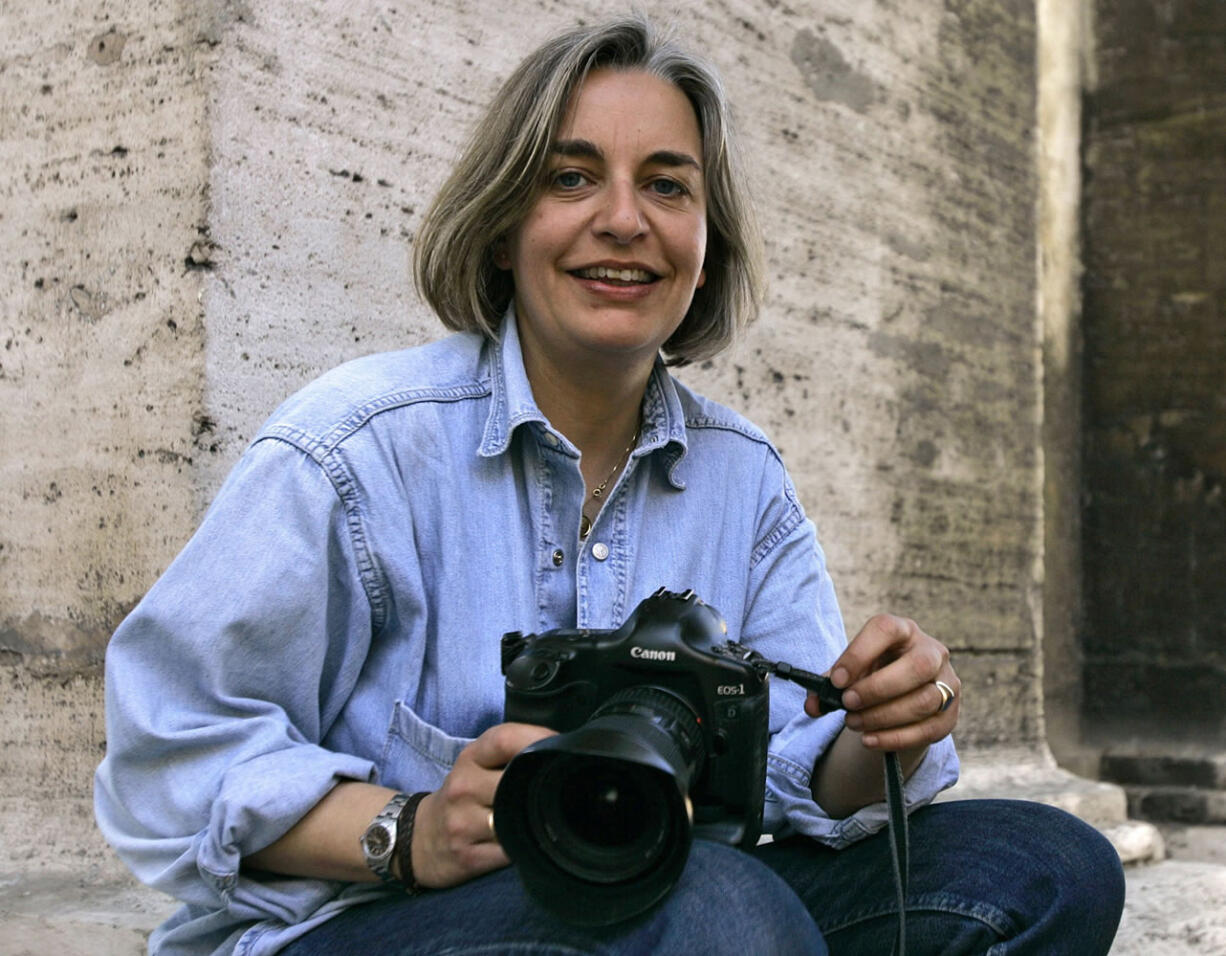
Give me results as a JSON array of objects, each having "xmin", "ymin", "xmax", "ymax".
[{"xmin": 393, "ymin": 791, "xmax": 431, "ymax": 895}]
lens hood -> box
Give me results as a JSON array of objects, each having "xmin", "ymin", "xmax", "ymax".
[{"xmin": 494, "ymin": 725, "xmax": 694, "ymax": 926}]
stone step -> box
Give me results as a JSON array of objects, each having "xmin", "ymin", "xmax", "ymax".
[
  {"xmin": 1102, "ymin": 751, "xmax": 1226, "ymax": 790},
  {"xmin": 1099, "ymin": 747, "xmax": 1226, "ymax": 826},
  {"xmin": 1126, "ymin": 785, "xmax": 1226, "ymax": 825},
  {"xmin": 1158, "ymin": 823, "xmax": 1226, "ymax": 866},
  {"xmin": 938, "ymin": 747, "xmax": 1165, "ymax": 864},
  {"xmin": 1103, "ymin": 820, "xmax": 1170, "ymax": 865}
]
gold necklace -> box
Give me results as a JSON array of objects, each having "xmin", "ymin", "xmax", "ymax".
[{"xmin": 579, "ymin": 425, "xmax": 640, "ymax": 540}]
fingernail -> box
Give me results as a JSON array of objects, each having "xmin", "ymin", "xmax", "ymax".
[
  {"xmin": 843, "ymin": 689, "xmax": 862, "ymax": 710},
  {"xmin": 831, "ymin": 667, "xmax": 849, "ymax": 688},
  {"xmin": 844, "ymin": 713, "xmax": 862, "ymax": 730},
  {"xmin": 862, "ymin": 734, "xmax": 879, "ymax": 747}
]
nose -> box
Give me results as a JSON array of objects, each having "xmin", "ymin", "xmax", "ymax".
[{"xmin": 593, "ymin": 179, "xmax": 647, "ymax": 243}]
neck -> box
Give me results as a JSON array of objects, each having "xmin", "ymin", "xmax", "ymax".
[{"xmin": 520, "ymin": 344, "xmax": 653, "ymax": 460}]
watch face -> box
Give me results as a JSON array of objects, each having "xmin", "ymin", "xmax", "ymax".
[{"xmin": 365, "ymin": 824, "xmax": 393, "ymax": 859}]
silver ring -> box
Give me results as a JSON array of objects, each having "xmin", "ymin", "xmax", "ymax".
[
  {"xmin": 487, "ymin": 810, "xmax": 496, "ymax": 840},
  {"xmin": 934, "ymin": 680, "xmax": 955, "ymax": 713}
]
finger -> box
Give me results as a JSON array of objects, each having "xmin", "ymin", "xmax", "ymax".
[
  {"xmin": 856, "ymin": 668, "xmax": 961, "ymax": 750},
  {"xmin": 414, "ymin": 791, "xmax": 510, "ymax": 889},
  {"xmin": 442, "ymin": 725, "xmax": 556, "ymax": 822},
  {"xmin": 431, "ymin": 822, "xmax": 512, "ymax": 885},
  {"xmin": 858, "ymin": 697, "xmax": 959, "ymax": 752},
  {"xmin": 845, "ymin": 669, "xmax": 959, "ymax": 732},
  {"xmin": 456, "ymin": 802, "xmax": 501, "ymax": 845},
  {"xmin": 453, "ymin": 839, "xmax": 511, "ymax": 876},
  {"xmin": 844, "ymin": 644, "xmax": 947, "ymax": 711},
  {"xmin": 830, "ymin": 614, "xmax": 917, "ymax": 687},
  {"xmin": 464, "ymin": 722, "xmax": 557, "ymax": 771},
  {"xmin": 458, "ymin": 804, "xmax": 501, "ymax": 849}
]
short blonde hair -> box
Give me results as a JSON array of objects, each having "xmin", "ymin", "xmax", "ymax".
[{"xmin": 413, "ymin": 14, "xmax": 764, "ymax": 366}]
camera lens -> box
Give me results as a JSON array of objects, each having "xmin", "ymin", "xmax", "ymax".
[
  {"xmin": 493, "ymin": 686, "xmax": 704, "ymax": 926},
  {"xmin": 529, "ymin": 755, "xmax": 668, "ymax": 883}
]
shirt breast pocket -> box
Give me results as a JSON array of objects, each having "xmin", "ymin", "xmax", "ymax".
[{"xmin": 379, "ymin": 699, "xmax": 474, "ymax": 791}]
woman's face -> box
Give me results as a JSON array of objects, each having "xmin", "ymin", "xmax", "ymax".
[{"xmin": 500, "ymin": 68, "xmax": 708, "ymax": 374}]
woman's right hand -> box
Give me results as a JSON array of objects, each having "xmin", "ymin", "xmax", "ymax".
[{"xmin": 411, "ymin": 722, "xmax": 556, "ymax": 889}]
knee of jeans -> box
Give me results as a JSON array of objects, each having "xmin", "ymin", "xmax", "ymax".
[
  {"xmin": 670, "ymin": 841, "xmax": 826, "ymax": 953},
  {"xmin": 995, "ymin": 800, "xmax": 1126, "ymax": 920},
  {"xmin": 1052, "ymin": 808, "xmax": 1125, "ymax": 913}
]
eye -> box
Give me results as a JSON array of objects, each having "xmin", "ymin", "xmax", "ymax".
[
  {"xmin": 551, "ymin": 169, "xmax": 588, "ymax": 190},
  {"xmin": 649, "ymin": 178, "xmax": 689, "ymax": 198}
]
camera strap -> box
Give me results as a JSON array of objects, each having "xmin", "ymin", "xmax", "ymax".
[
  {"xmin": 726, "ymin": 650, "xmax": 911, "ymax": 955},
  {"xmin": 883, "ymin": 750, "xmax": 908, "ymax": 955},
  {"xmin": 788, "ymin": 665, "xmax": 909, "ymax": 955}
]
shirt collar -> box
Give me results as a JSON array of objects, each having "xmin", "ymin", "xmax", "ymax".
[
  {"xmin": 642, "ymin": 361, "xmax": 690, "ymax": 489},
  {"xmin": 478, "ymin": 307, "xmax": 549, "ymax": 457},
  {"xmin": 478, "ymin": 306, "xmax": 689, "ymax": 488}
]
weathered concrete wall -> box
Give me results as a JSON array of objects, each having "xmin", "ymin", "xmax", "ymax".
[
  {"xmin": 1, "ymin": 0, "xmax": 216, "ymax": 875},
  {"xmin": 0, "ymin": 1, "xmax": 222, "ymax": 665},
  {"xmin": 704, "ymin": 0, "xmax": 1041, "ymax": 751},
  {"xmin": 3, "ymin": 0, "xmax": 1045, "ymax": 874},
  {"xmin": 1081, "ymin": 0, "xmax": 1226, "ymax": 739}
]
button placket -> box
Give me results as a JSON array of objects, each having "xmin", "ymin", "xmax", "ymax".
[
  {"xmin": 531, "ymin": 427, "xmax": 581, "ymax": 624},
  {"xmin": 582, "ymin": 451, "xmax": 639, "ymax": 553},
  {"xmin": 574, "ymin": 465, "xmax": 635, "ymax": 629}
]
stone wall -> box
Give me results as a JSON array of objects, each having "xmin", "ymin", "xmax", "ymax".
[
  {"xmin": 1081, "ymin": 0, "xmax": 1226, "ymax": 739},
  {"xmin": 1, "ymin": 0, "xmax": 215, "ymax": 876},
  {"xmin": 2, "ymin": 0, "xmax": 1045, "ymax": 875},
  {"xmin": 1038, "ymin": 0, "xmax": 1092, "ymax": 774}
]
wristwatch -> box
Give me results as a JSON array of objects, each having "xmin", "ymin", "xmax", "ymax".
[{"xmin": 360, "ymin": 792, "xmax": 412, "ymax": 883}]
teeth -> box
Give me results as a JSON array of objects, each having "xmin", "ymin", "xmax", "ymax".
[{"xmin": 576, "ymin": 266, "xmax": 654, "ymax": 282}]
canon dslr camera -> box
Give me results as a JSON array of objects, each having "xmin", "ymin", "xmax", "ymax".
[{"xmin": 493, "ymin": 587, "xmax": 840, "ymax": 926}]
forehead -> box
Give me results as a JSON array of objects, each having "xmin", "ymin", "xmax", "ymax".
[{"xmin": 556, "ymin": 68, "xmax": 703, "ymax": 161}]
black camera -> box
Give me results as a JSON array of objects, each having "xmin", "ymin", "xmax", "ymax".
[{"xmin": 492, "ymin": 587, "xmax": 840, "ymax": 926}]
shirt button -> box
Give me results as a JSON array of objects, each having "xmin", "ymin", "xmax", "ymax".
[
  {"xmin": 543, "ymin": 432, "xmax": 559, "ymax": 447},
  {"xmin": 591, "ymin": 542, "xmax": 610, "ymax": 561},
  {"xmin": 551, "ymin": 549, "xmax": 564, "ymax": 567}
]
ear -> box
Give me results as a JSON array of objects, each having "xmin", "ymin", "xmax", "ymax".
[{"xmin": 696, "ymin": 265, "xmax": 706, "ymax": 289}]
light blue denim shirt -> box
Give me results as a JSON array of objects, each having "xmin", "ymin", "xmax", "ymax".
[{"xmin": 95, "ymin": 314, "xmax": 958, "ymax": 955}]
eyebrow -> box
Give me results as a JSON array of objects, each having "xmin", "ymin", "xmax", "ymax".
[{"xmin": 551, "ymin": 138, "xmax": 702, "ymax": 172}]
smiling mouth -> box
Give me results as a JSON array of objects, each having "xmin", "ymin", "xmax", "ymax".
[{"xmin": 570, "ymin": 266, "xmax": 659, "ymax": 286}]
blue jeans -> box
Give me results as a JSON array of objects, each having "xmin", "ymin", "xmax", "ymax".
[{"xmin": 280, "ymin": 800, "xmax": 1124, "ymax": 955}]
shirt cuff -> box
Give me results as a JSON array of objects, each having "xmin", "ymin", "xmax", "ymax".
[
  {"xmin": 764, "ymin": 712, "xmax": 960, "ymax": 849},
  {"xmin": 198, "ymin": 745, "xmax": 376, "ymax": 923}
]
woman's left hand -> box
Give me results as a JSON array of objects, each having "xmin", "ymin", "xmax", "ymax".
[{"xmin": 804, "ymin": 613, "xmax": 960, "ymax": 752}]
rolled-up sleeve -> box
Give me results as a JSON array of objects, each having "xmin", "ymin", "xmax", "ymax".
[
  {"xmin": 766, "ymin": 709, "xmax": 959, "ymax": 848},
  {"xmin": 741, "ymin": 461, "xmax": 960, "ymax": 848},
  {"xmin": 94, "ymin": 436, "xmax": 378, "ymax": 922}
]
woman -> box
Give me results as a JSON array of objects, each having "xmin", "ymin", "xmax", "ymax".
[{"xmin": 95, "ymin": 15, "xmax": 1124, "ymax": 955}]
